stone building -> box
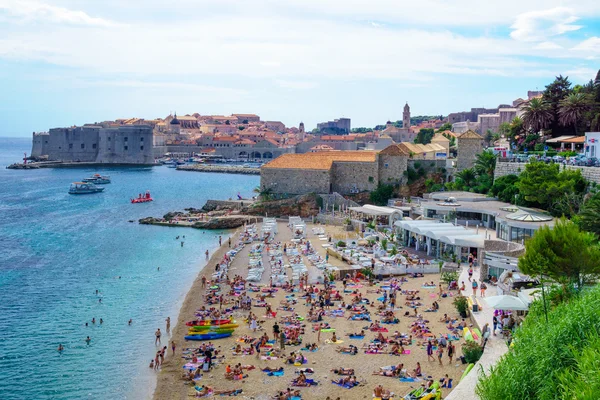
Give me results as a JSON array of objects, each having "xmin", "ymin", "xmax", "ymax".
[
  {"xmin": 260, "ymin": 145, "xmax": 409, "ymax": 195},
  {"xmin": 456, "ymin": 130, "xmax": 484, "ymax": 171},
  {"xmin": 32, "ymin": 125, "xmax": 154, "ymax": 164},
  {"xmin": 403, "ymin": 102, "xmax": 411, "ymax": 129},
  {"xmin": 447, "ymin": 108, "xmax": 497, "ymax": 124},
  {"xmin": 316, "ymin": 117, "xmax": 351, "ymax": 134},
  {"xmin": 477, "ymin": 108, "xmax": 517, "ymax": 136},
  {"xmin": 452, "ymin": 121, "xmax": 479, "ymax": 134},
  {"xmin": 430, "ymin": 132, "xmax": 450, "ymax": 156}
]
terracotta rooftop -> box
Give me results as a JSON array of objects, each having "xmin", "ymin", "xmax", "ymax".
[
  {"xmin": 459, "ymin": 130, "xmax": 483, "ymax": 139},
  {"xmin": 262, "ymin": 151, "xmax": 378, "ymax": 170}
]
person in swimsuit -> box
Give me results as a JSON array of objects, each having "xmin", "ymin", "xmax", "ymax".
[
  {"xmin": 57, "ymin": 344, "xmax": 64, "ymax": 352},
  {"xmin": 155, "ymin": 328, "xmax": 161, "ymax": 345},
  {"xmin": 166, "ymin": 317, "xmax": 171, "ymax": 331},
  {"xmin": 85, "ymin": 336, "xmax": 91, "ymax": 345}
]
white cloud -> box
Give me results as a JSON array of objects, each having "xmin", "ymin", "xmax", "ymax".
[
  {"xmin": 0, "ymin": 0, "xmax": 117, "ymax": 27},
  {"xmin": 534, "ymin": 41, "xmax": 563, "ymax": 50},
  {"xmin": 275, "ymin": 79, "xmax": 318, "ymax": 90},
  {"xmin": 572, "ymin": 37, "xmax": 600, "ymax": 53},
  {"xmin": 565, "ymin": 67, "xmax": 598, "ymax": 80},
  {"xmin": 510, "ymin": 7, "xmax": 581, "ymax": 42}
]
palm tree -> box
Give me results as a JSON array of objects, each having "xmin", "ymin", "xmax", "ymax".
[
  {"xmin": 456, "ymin": 168, "xmax": 477, "ymax": 189},
  {"xmin": 558, "ymin": 93, "xmax": 593, "ymax": 135},
  {"xmin": 521, "ymin": 98, "xmax": 553, "ymax": 133},
  {"xmin": 474, "ymin": 151, "xmax": 497, "ymax": 178}
]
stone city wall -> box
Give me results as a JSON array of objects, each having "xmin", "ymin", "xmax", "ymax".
[
  {"xmin": 260, "ymin": 168, "xmax": 331, "ymax": 195},
  {"xmin": 494, "ymin": 161, "xmax": 600, "ymax": 185},
  {"xmin": 331, "ymin": 161, "xmax": 378, "ymax": 194}
]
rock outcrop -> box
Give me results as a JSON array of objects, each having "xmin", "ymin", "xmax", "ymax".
[
  {"xmin": 245, "ymin": 193, "xmax": 320, "ymax": 218},
  {"xmin": 192, "ymin": 216, "xmax": 257, "ymax": 229}
]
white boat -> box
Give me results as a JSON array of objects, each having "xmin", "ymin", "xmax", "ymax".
[
  {"xmin": 83, "ymin": 174, "xmax": 111, "ymax": 184},
  {"xmin": 69, "ymin": 182, "xmax": 105, "ymax": 194}
]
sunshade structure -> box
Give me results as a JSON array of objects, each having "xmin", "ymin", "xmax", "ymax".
[
  {"xmin": 484, "ymin": 295, "xmax": 529, "ymax": 311},
  {"xmin": 348, "ymin": 204, "xmax": 403, "ymax": 227}
]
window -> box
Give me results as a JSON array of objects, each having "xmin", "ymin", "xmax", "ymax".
[
  {"xmin": 124, "ymin": 137, "xmax": 128, "ymax": 142},
  {"xmin": 124, "ymin": 145, "xmax": 128, "ymax": 151},
  {"xmin": 140, "ymin": 146, "xmax": 144, "ymax": 150},
  {"xmin": 368, "ymin": 176, "xmax": 374, "ymax": 183},
  {"xmin": 108, "ymin": 137, "xmax": 111, "ymax": 142},
  {"xmin": 140, "ymin": 137, "xmax": 144, "ymax": 142},
  {"xmin": 384, "ymin": 163, "xmax": 389, "ymax": 169},
  {"xmin": 92, "ymin": 144, "xmax": 97, "ymax": 149},
  {"xmin": 81, "ymin": 143, "xmax": 85, "ymax": 149},
  {"xmin": 69, "ymin": 143, "xmax": 73, "ymax": 149}
]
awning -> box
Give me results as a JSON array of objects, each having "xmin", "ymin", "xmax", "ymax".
[
  {"xmin": 484, "ymin": 295, "xmax": 529, "ymax": 311},
  {"xmin": 545, "ymin": 135, "xmax": 575, "ymax": 143},
  {"xmin": 562, "ymin": 136, "xmax": 585, "ymax": 143}
]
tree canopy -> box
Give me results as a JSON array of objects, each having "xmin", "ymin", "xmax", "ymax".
[
  {"xmin": 516, "ymin": 161, "xmax": 586, "ymax": 216},
  {"xmin": 518, "ymin": 218, "xmax": 600, "ymax": 290},
  {"xmin": 578, "ymin": 191, "xmax": 600, "ymax": 237},
  {"xmin": 414, "ymin": 128, "xmax": 435, "ymax": 144}
]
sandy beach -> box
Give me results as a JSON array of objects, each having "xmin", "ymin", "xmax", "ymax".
[{"xmin": 154, "ymin": 221, "xmax": 468, "ymax": 400}]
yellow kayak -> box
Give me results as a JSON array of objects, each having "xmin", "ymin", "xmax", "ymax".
[{"xmin": 188, "ymin": 323, "xmax": 239, "ymax": 331}]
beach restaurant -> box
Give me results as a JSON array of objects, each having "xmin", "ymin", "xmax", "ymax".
[{"xmin": 395, "ymin": 220, "xmax": 486, "ymax": 262}]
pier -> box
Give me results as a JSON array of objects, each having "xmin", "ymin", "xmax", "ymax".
[{"xmin": 176, "ymin": 164, "xmax": 260, "ymax": 174}]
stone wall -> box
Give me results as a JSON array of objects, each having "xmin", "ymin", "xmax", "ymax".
[
  {"xmin": 408, "ymin": 159, "xmax": 446, "ymax": 174},
  {"xmin": 96, "ymin": 126, "xmax": 154, "ymax": 164},
  {"xmin": 31, "ymin": 132, "xmax": 49, "ymax": 158},
  {"xmin": 456, "ymin": 137, "xmax": 483, "ymax": 171},
  {"xmin": 260, "ymin": 168, "xmax": 331, "ymax": 194},
  {"xmin": 47, "ymin": 126, "xmax": 101, "ymax": 162},
  {"xmin": 379, "ymin": 154, "xmax": 408, "ymax": 185},
  {"xmin": 494, "ymin": 161, "xmax": 600, "ymax": 184},
  {"xmin": 331, "ymin": 161, "xmax": 378, "ymax": 194}
]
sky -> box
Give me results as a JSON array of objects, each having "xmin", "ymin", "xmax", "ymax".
[{"xmin": 0, "ymin": 0, "xmax": 599, "ymax": 137}]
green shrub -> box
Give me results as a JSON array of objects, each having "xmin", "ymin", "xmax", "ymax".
[
  {"xmin": 462, "ymin": 341, "xmax": 483, "ymax": 364},
  {"xmin": 476, "ymin": 285, "xmax": 600, "ymax": 400},
  {"xmin": 453, "ymin": 296, "xmax": 469, "ymax": 316},
  {"xmin": 336, "ymin": 240, "xmax": 346, "ymax": 248},
  {"xmin": 441, "ymin": 271, "xmax": 459, "ymax": 285}
]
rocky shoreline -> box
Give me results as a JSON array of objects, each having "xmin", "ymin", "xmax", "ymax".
[
  {"xmin": 176, "ymin": 164, "xmax": 260, "ymax": 174},
  {"xmin": 139, "ymin": 193, "xmax": 321, "ymax": 230}
]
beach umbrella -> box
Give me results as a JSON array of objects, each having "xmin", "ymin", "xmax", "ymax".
[{"xmin": 484, "ymin": 295, "xmax": 529, "ymax": 311}]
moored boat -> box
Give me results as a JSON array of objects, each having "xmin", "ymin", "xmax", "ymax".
[{"xmin": 69, "ymin": 182, "xmax": 105, "ymax": 194}]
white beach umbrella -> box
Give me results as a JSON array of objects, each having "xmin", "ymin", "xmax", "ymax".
[{"xmin": 484, "ymin": 295, "xmax": 529, "ymax": 311}]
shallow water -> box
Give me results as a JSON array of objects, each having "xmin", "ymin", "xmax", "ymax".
[{"xmin": 0, "ymin": 137, "xmax": 259, "ymax": 399}]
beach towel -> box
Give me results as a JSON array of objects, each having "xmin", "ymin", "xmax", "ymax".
[
  {"xmin": 261, "ymin": 356, "xmax": 278, "ymax": 360},
  {"xmin": 325, "ymin": 340, "xmax": 344, "ymax": 344},
  {"xmin": 267, "ymin": 370, "xmax": 285, "ymax": 376},
  {"xmin": 292, "ymin": 378, "xmax": 318, "ymax": 386},
  {"xmin": 349, "ymin": 335, "xmax": 364, "ymax": 339},
  {"xmin": 218, "ymin": 389, "xmax": 243, "ymax": 396},
  {"xmin": 300, "ymin": 348, "xmax": 318, "ymax": 352},
  {"xmin": 400, "ymin": 377, "xmax": 420, "ymax": 382},
  {"xmin": 370, "ymin": 328, "xmax": 388, "ymax": 332},
  {"xmin": 332, "ymin": 380, "xmax": 359, "ymax": 389},
  {"xmin": 365, "ymin": 350, "xmax": 385, "ymax": 354}
]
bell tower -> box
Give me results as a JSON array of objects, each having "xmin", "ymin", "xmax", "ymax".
[{"xmin": 403, "ymin": 102, "xmax": 411, "ymax": 128}]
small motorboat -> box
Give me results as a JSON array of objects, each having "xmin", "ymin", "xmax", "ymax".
[
  {"xmin": 69, "ymin": 182, "xmax": 105, "ymax": 194},
  {"xmin": 131, "ymin": 191, "xmax": 153, "ymax": 203},
  {"xmin": 83, "ymin": 174, "xmax": 111, "ymax": 184}
]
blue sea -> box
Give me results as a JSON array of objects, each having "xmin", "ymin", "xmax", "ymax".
[{"xmin": 0, "ymin": 137, "xmax": 259, "ymax": 399}]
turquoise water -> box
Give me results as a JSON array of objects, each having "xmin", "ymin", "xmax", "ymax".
[{"xmin": 0, "ymin": 137, "xmax": 259, "ymax": 399}]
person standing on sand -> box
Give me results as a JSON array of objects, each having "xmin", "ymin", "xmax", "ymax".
[
  {"xmin": 437, "ymin": 346, "xmax": 444, "ymax": 366},
  {"xmin": 171, "ymin": 340, "xmax": 176, "ymax": 355},
  {"xmin": 228, "ymin": 237, "xmax": 231, "ymax": 248},
  {"xmin": 279, "ymin": 331, "xmax": 286, "ymax": 350},
  {"xmin": 201, "ymin": 276, "xmax": 207, "ymax": 288},
  {"xmin": 426, "ymin": 340, "xmax": 434, "ymax": 361},
  {"xmin": 447, "ymin": 341, "xmax": 455, "ymax": 364},
  {"xmin": 166, "ymin": 317, "xmax": 171, "ymax": 332},
  {"xmin": 155, "ymin": 328, "xmax": 161, "ymax": 345}
]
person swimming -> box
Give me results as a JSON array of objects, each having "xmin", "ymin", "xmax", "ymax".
[{"xmin": 57, "ymin": 344, "xmax": 64, "ymax": 352}]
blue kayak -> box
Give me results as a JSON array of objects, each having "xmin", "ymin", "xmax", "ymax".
[{"xmin": 184, "ymin": 333, "xmax": 232, "ymax": 341}]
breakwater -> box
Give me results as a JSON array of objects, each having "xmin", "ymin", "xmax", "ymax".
[{"xmin": 176, "ymin": 164, "xmax": 260, "ymax": 174}]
